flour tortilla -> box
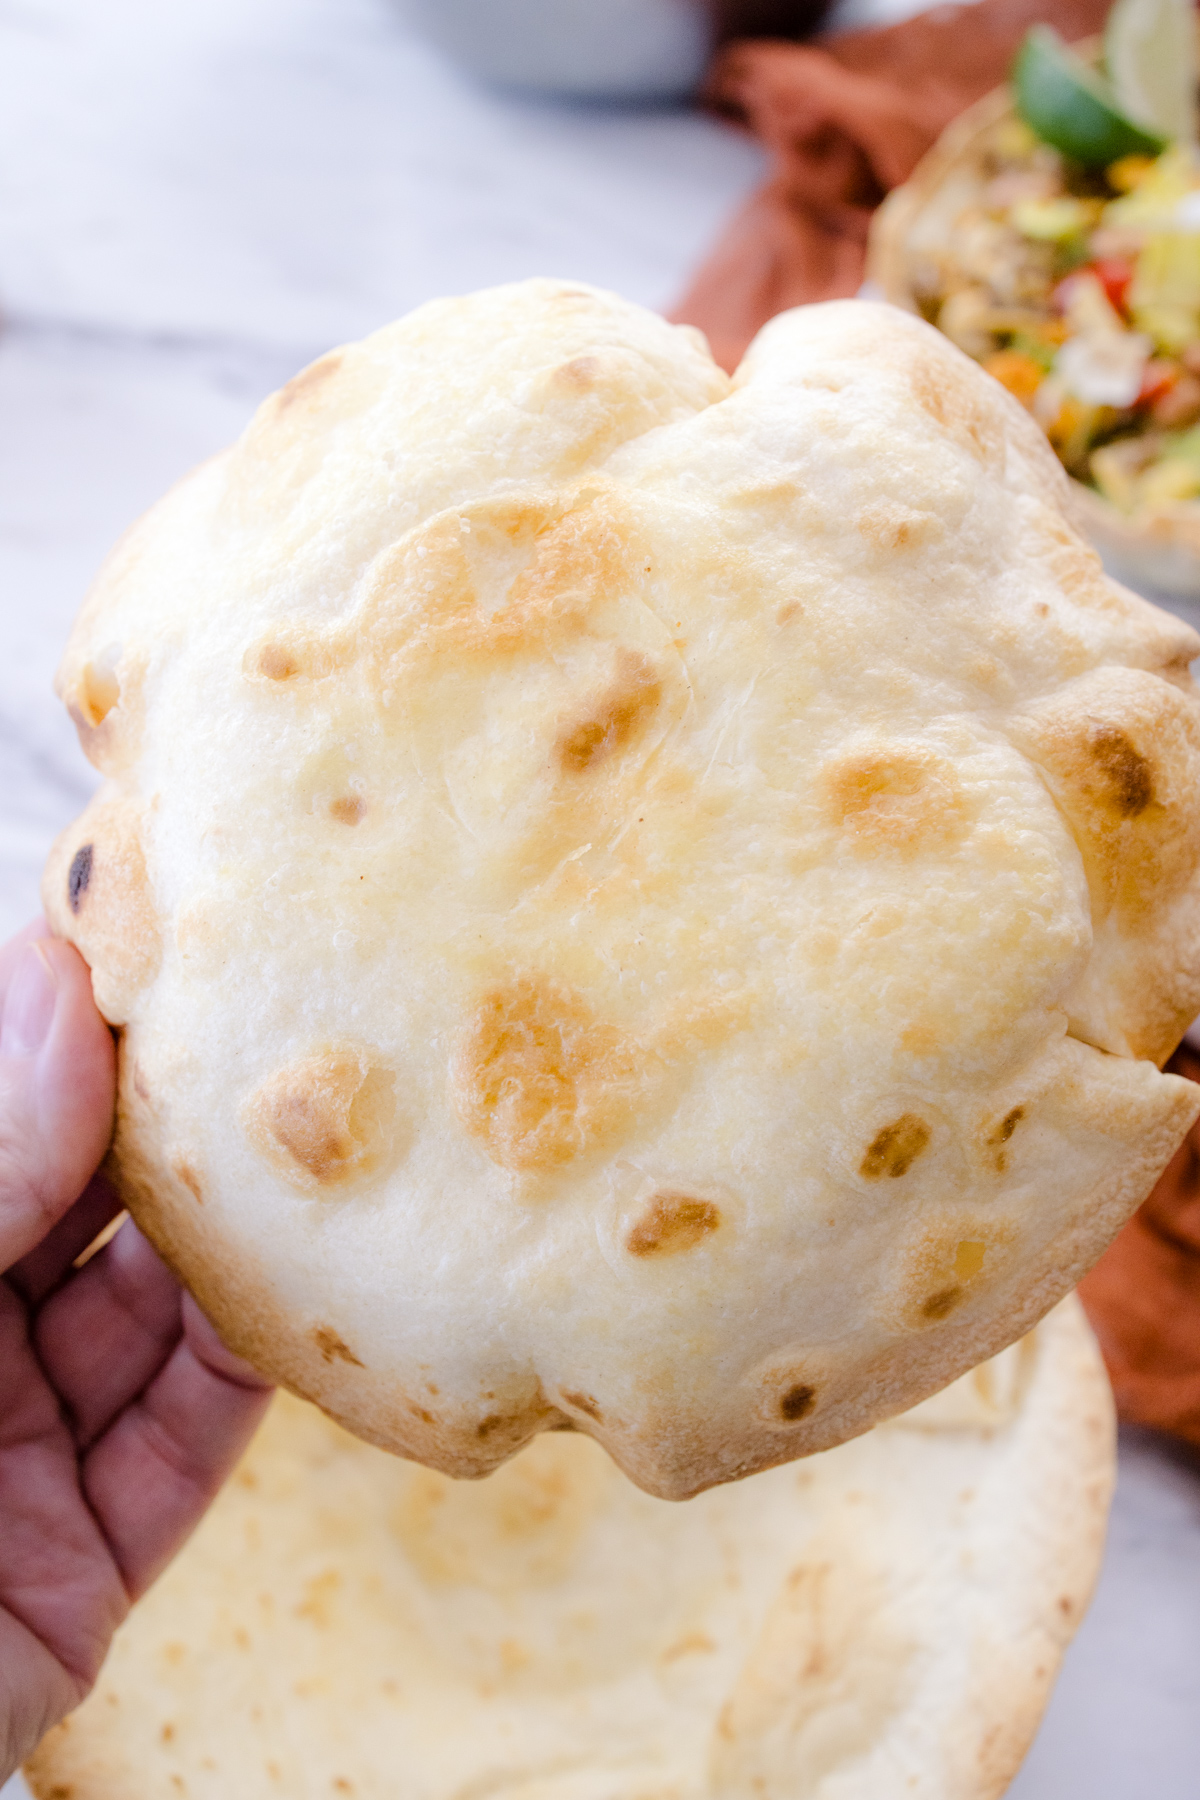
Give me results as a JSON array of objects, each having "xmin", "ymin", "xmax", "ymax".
[
  {"xmin": 43, "ymin": 280, "xmax": 1200, "ymax": 1496},
  {"xmin": 26, "ymin": 1298, "xmax": 1113, "ymax": 1800}
]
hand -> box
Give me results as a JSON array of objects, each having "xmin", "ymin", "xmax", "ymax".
[{"xmin": 0, "ymin": 922, "xmax": 272, "ymax": 1783}]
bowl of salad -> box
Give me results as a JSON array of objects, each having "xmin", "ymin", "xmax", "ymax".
[{"xmin": 868, "ymin": 0, "xmax": 1200, "ymax": 603}]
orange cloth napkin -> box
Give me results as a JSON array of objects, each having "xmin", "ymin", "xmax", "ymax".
[
  {"xmin": 671, "ymin": 0, "xmax": 1113, "ymax": 372},
  {"xmin": 1079, "ymin": 1047, "xmax": 1200, "ymax": 1448},
  {"xmin": 673, "ymin": 0, "xmax": 1200, "ymax": 1445}
]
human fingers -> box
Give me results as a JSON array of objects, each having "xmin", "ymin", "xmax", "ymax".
[
  {"xmin": 0, "ymin": 919, "xmax": 52, "ymax": 964},
  {"xmin": 6, "ymin": 1172, "xmax": 123, "ymax": 1308},
  {"xmin": 0, "ymin": 1608, "xmax": 84, "ymax": 1788},
  {"xmin": 82, "ymin": 1294, "xmax": 271, "ymax": 1598},
  {"xmin": 0, "ymin": 1281, "xmax": 127, "ymax": 1698},
  {"xmin": 0, "ymin": 935, "xmax": 115, "ymax": 1272},
  {"xmin": 32, "ymin": 1218, "xmax": 182, "ymax": 1449}
]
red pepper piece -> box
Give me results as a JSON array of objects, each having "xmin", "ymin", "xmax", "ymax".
[
  {"xmin": 1091, "ymin": 258, "xmax": 1135, "ymax": 317},
  {"xmin": 1138, "ymin": 358, "xmax": 1180, "ymax": 407}
]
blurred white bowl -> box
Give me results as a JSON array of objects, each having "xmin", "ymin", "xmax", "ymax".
[{"xmin": 402, "ymin": 0, "xmax": 716, "ymax": 100}]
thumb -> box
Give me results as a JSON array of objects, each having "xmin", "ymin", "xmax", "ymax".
[{"xmin": 0, "ymin": 930, "xmax": 116, "ymax": 1272}]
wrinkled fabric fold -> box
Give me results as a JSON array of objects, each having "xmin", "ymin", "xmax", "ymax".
[
  {"xmin": 671, "ymin": 0, "xmax": 1113, "ymax": 371},
  {"xmin": 1079, "ymin": 1046, "xmax": 1200, "ymax": 1449}
]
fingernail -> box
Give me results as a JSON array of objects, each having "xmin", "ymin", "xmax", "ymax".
[{"xmin": 1, "ymin": 943, "xmax": 59, "ymax": 1057}]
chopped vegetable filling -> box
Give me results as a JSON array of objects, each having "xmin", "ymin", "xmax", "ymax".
[{"xmin": 910, "ymin": 113, "xmax": 1200, "ymax": 511}]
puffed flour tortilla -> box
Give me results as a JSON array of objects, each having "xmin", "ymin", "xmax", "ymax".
[
  {"xmin": 26, "ymin": 1300, "xmax": 1113, "ymax": 1800},
  {"xmin": 43, "ymin": 280, "xmax": 1200, "ymax": 1497}
]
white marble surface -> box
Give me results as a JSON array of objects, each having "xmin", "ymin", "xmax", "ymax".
[{"xmin": 0, "ymin": 2, "xmax": 1198, "ymax": 1794}]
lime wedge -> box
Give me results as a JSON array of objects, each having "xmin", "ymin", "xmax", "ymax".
[
  {"xmin": 1105, "ymin": 0, "xmax": 1197, "ymax": 144},
  {"xmin": 1013, "ymin": 26, "xmax": 1167, "ymax": 165}
]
